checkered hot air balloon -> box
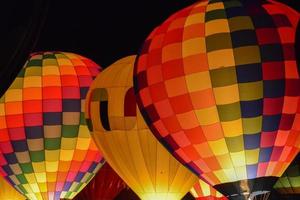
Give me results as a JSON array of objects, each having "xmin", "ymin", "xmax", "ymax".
[
  {"xmin": 85, "ymin": 55, "xmax": 198, "ymax": 200},
  {"xmin": 134, "ymin": 0, "xmax": 300, "ymax": 199},
  {"xmin": 0, "ymin": 52, "xmax": 104, "ymax": 200}
]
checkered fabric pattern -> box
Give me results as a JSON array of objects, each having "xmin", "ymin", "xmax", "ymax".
[
  {"xmin": 0, "ymin": 52, "xmax": 104, "ymax": 200},
  {"xmin": 134, "ymin": 0, "xmax": 300, "ymax": 187},
  {"xmin": 274, "ymin": 154, "xmax": 300, "ymax": 195},
  {"xmin": 190, "ymin": 179, "xmax": 227, "ymax": 200},
  {"xmin": 85, "ymin": 56, "xmax": 198, "ymax": 200}
]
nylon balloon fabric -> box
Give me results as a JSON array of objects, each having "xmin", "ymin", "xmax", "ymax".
[
  {"xmin": 85, "ymin": 55, "xmax": 197, "ymax": 200},
  {"xmin": 73, "ymin": 163, "xmax": 126, "ymax": 200},
  {"xmin": 134, "ymin": 0, "xmax": 300, "ymax": 199},
  {"xmin": 0, "ymin": 175, "xmax": 26, "ymax": 200},
  {"xmin": 0, "ymin": 52, "xmax": 104, "ymax": 200},
  {"xmin": 190, "ymin": 179, "xmax": 227, "ymax": 200}
]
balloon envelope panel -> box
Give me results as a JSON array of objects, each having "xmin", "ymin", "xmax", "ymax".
[
  {"xmin": 0, "ymin": 175, "xmax": 26, "ymax": 200},
  {"xmin": 134, "ymin": 0, "xmax": 300, "ymax": 198},
  {"xmin": 85, "ymin": 55, "xmax": 197, "ymax": 200},
  {"xmin": 73, "ymin": 163, "xmax": 126, "ymax": 200},
  {"xmin": 0, "ymin": 52, "xmax": 104, "ymax": 200},
  {"xmin": 191, "ymin": 179, "xmax": 227, "ymax": 200}
]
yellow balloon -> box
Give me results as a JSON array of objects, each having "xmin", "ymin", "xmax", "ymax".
[
  {"xmin": 0, "ymin": 176, "xmax": 26, "ymax": 200},
  {"xmin": 85, "ymin": 55, "xmax": 198, "ymax": 200}
]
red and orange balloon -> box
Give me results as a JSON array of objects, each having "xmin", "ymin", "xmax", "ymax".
[{"xmin": 134, "ymin": 0, "xmax": 300, "ymax": 199}]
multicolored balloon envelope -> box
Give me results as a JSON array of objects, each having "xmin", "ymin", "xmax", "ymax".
[
  {"xmin": 0, "ymin": 175, "xmax": 26, "ymax": 200},
  {"xmin": 133, "ymin": 0, "xmax": 300, "ymax": 199},
  {"xmin": 74, "ymin": 162, "xmax": 126, "ymax": 200},
  {"xmin": 85, "ymin": 55, "xmax": 198, "ymax": 200},
  {"xmin": 273, "ymin": 153, "xmax": 300, "ymax": 199},
  {"xmin": 190, "ymin": 179, "xmax": 227, "ymax": 200},
  {"xmin": 0, "ymin": 52, "xmax": 104, "ymax": 200}
]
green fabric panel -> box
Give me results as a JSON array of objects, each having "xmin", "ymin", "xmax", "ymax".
[
  {"xmin": 225, "ymin": 135, "xmax": 244, "ymax": 152},
  {"xmin": 206, "ymin": 33, "xmax": 232, "ymax": 52},
  {"xmin": 20, "ymin": 163, "xmax": 34, "ymax": 173},
  {"xmin": 205, "ymin": 9, "xmax": 227, "ymax": 21},
  {"xmin": 24, "ymin": 67, "xmax": 42, "ymax": 76},
  {"xmin": 17, "ymin": 184, "xmax": 27, "ymax": 194},
  {"xmin": 234, "ymin": 46, "xmax": 261, "ymax": 65},
  {"xmin": 17, "ymin": 69, "xmax": 25, "ymax": 77},
  {"xmin": 75, "ymin": 182, "xmax": 84, "ymax": 191},
  {"xmin": 239, "ymin": 81, "xmax": 263, "ymax": 101},
  {"xmin": 62, "ymin": 125, "xmax": 79, "ymax": 138},
  {"xmin": 45, "ymin": 138, "xmax": 61, "ymax": 150},
  {"xmin": 228, "ymin": 16, "xmax": 254, "ymax": 32},
  {"xmin": 80, "ymin": 112, "xmax": 86, "ymax": 125},
  {"xmin": 43, "ymin": 58, "xmax": 58, "ymax": 66},
  {"xmin": 30, "ymin": 150, "xmax": 45, "ymax": 162},
  {"xmin": 16, "ymin": 174, "xmax": 28, "ymax": 184},
  {"xmin": 210, "ymin": 66, "xmax": 237, "ymax": 87},
  {"xmin": 223, "ymin": 0, "xmax": 242, "ymax": 8},
  {"xmin": 290, "ymin": 177, "xmax": 300, "ymax": 187},
  {"xmin": 217, "ymin": 102, "xmax": 241, "ymax": 121},
  {"xmin": 27, "ymin": 59, "xmax": 42, "ymax": 67},
  {"xmin": 86, "ymin": 119, "xmax": 93, "ymax": 132},
  {"xmin": 242, "ymin": 116, "xmax": 262, "ymax": 134},
  {"xmin": 43, "ymin": 54, "xmax": 56, "ymax": 59},
  {"xmin": 9, "ymin": 78, "xmax": 23, "ymax": 89},
  {"xmin": 54, "ymin": 53, "xmax": 67, "ymax": 58},
  {"xmin": 279, "ymin": 177, "xmax": 291, "ymax": 187},
  {"xmin": 92, "ymin": 88, "xmax": 108, "ymax": 101}
]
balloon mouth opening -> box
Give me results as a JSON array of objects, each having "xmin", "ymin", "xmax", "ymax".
[{"xmin": 214, "ymin": 176, "xmax": 277, "ymax": 200}]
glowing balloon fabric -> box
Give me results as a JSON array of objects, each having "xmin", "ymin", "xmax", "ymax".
[
  {"xmin": 190, "ymin": 179, "xmax": 227, "ymax": 200},
  {"xmin": 85, "ymin": 55, "xmax": 197, "ymax": 200},
  {"xmin": 74, "ymin": 163, "xmax": 126, "ymax": 200},
  {"xmin": 0, "ymin": 52, "xmax": 104, "ymax": 200},
  {"xmin": 134, "ymin": 0, "xmax": 300, "ymax": 198},
  {"xmin": 0, "ymin": 176, "xmax": 25, "ymax": 200}
]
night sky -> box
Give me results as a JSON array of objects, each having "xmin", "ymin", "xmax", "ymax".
[{"xmin": 0, "ymin": 0, "xmax": 299, "ymax": 96}]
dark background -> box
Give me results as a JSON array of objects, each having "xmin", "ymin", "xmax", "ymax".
[{"xmin": 0, "ymin": 0, "xmax": 299, "ymax": 96}]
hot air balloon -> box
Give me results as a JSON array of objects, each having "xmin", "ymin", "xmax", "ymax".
[
  {"xmin": 0, "ymin": 52, "xmax": 104, "ymax": 200},
  {"xmin": 73, "ymin": 162, "xmax": 126, "ymax": 200},
  {"xmin": 85, "ymin": 55, "xmax": 198, "ymax": 200},
  {"xmin": 133, "ymin": 0, "xmax": 300, "ymax": 199},
  {"xmin": 273, "ymin": 153, "xmax": 300, "ymax": 199},
  {"xmin": 0, "ymin": 176, "xmax": 26, "ymax": 200},
  {"xmin": 190, "ymin": 179, "xmax": 227, "ymax": 200}
]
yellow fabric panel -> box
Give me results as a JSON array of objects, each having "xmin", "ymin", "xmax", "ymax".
[
  {"xmin": 0, "ymin": 176, "xmax": 26, "ymax": 200},
  {"xmin": 206, "ymin": 2, "xmax": 224, "ymax": 11},
  {"xmin": 195, "ymin": 106, "xmax": 219, "ymax": 125},
  {"xmin": 208, "ymin": 139, "xmax": 229, "ymax": 156},
  {"xmin": 205, "ymin": 19, "xmax": 230, "ymax": 36},
  {"xmin": 87, "ymin": 55, "xmax": 198, "ymax": 200},
  {"xmin": 182, "ymin": 37, "xmax": 206, "ymax": 57},
  {"xmin": 23, "ymin": 76, "xmax": 41, "ymax": 88},
  {"xmin": 207, "ymin": 49, "xmax": 235, "ymax": 69},
  {"xmin": 185, "ymin": 71, "xmax": 211, "ymax": 92},
  {"xmin": 230, "ymin": 152, "xmax": 246, "ymax": 167},
  {"xmin": 185, "ymin": 13, "xmax": 205, "ymax": 26},
  {"xmin": 221, "ymin": 119, "xmax": 243, "ymax": 137},
  {"xmin": 213, "ymin": 84, "xmax": 239, "ymax": 105},
  {"xmin": 4, "ymin": 89, "xmax": 23, "ymax": 102}
]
